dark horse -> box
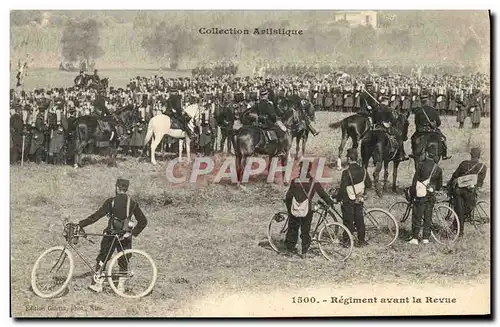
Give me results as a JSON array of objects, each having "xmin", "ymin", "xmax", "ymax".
[
  {"xmin": 328, "ymin": 92, "xmax": 376, "ymax": 170},
  {"xmin": 411, "ymin": 132, "xmax": 443, "ymax": 170},
  {"xmin": 233, "ymin": 108, "xmax": 296, "ymax": 188},
  {"xmin": 360, "ymin": 111, "xmax": 409, "ymax": 197},
  {"xmin": 70, "ymin": 107, "xmax": 135, "ymax": 168}
]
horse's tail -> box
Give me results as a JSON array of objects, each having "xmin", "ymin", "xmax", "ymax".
[
  {"xmin": 328, "ymin": 120, "xmax": 343, "ymax": 129},
  {"xmin": 143, "ymin": 118, "xmax": 155, "ymax": 145}
]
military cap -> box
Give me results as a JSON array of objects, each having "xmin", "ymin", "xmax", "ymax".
[
  {"xmin": 116, "ymin": 178, "xmax": 130, "ymax": 190},
  {"xmin": 470, "ymin": 147, "xmax": 481, "ymax": 158},
  {"xmin": 346, "ymin": 148, "xmax": 358, "ymax": 161}
]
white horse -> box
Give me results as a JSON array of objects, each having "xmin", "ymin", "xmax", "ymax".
[{"xmin": 143, "ymin": 103, "xmax": 208, "ymax": 164}]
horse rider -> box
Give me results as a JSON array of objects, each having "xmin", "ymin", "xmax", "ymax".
[
  {"xmin": 74, "ymin": 70, "xmax": 85, "ymax": 88},
  {"xmin": 447, "ymin": 147, "xmax": 487, "ymax": 237},
  {"xmin": 92, "ymin": 69, "xmax": 101, "ymax": 84},
  {"xmin": 335, "ymin": 148, "xmax": 372, "ymax": 247},
  {"xmin": 77, "ymin": 178, "xmax": 148, "ymax": 293},
  {"xmin": 408, "ymin": 143, "xmax": 443, "ymax": 245},
  {"xmin": 255, "ymin": 88, "xmax": 287, "ymax": 133},
  {"xmin": 167, "ymin": 87, "xmax": 195, "ymax": 138},
  {"xmin": 298, "ymin": 99, "xmax": 319, "ymax": 136},
  {"xmin": 373, "ymin": 96, "xmax": 409, "ymax": 162},
  {"xmin": 410, "ymin": 95, "xmax": 452, "ymax": 160}
]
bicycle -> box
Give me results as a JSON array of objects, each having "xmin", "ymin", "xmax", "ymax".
[
  {"xmin": 31, "ymin": 219, "xmax": 157, "ymax": 299},
  {"xmin": 267, "ymin": 199, "xmax": 354, "ymax": 261},
  {"xmin": 439, "ymin": 186, "xmax": 490, "ymax": 233},
  {"xmin": 388, "ymin": 190, "xmax": 460, "ymax": 245}
]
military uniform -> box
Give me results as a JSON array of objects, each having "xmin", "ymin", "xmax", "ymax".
[
  {"xmin": 78, "ymin": 179, "xmax": 148, "ymax": 292},
  {"xmin": 410, "ymin": 154, "xmax": 443, "ymax": 242},
  {"xmin": 448, "ymin": 149, "xmax": 487, "ymax": 236},
  {"xmin": 337, "ymin": 159, "xmax": 372, "ymax": 246},
  {"xmin": 411, "ymin": 103, "xmax": 450, "ymax": 160},
  {"xmin": 284, "ymin": 173, "xmax": 334, "ymax": 255}
]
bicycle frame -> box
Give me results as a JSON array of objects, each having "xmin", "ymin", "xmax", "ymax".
[{"xmin": 55, "ymin": 232, "xmax": 131, "ymax": 279}]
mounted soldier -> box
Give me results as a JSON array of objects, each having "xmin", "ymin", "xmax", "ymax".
[
  {"xmin": 252, "ymin": 88, "xmax": 287, "ymax": 138},
  {"xmin": 410, "ymin": 95, "xmax": 452, "ymax": 161},
  {"xmin": 372, "ymin": 96, "xmax": 409, "ymax": 163},
  {"xmin": 74, "ymin": 71, "xmax": 85, "ymax": 88}
]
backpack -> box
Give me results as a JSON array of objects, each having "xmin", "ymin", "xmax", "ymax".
[
  {"xmin": 415, "ymin": 164, "xmax": 437, "ymax": 197},
  {"xmin": 347, "ymin": 168, "xmax": 366, "ymax": 203},
  {"xmin": 291, "ymin": 179, "xmax": 315, "ymax": 218},
  {"xmin": 109, "ymin": 195, "xmax": 136, "ymax": 233},
  {"xmin": 456, "ymin": 163, "xmax": 485, "ymax": 188}
]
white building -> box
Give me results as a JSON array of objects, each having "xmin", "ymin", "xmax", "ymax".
[{"xmin": 333, "ymin": 11, "xmax": 378, "ymax": 28}]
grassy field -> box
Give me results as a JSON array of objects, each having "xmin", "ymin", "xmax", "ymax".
[{"xmin": 10, "ymin": 99, "xmax": 491, "ymax": 316}]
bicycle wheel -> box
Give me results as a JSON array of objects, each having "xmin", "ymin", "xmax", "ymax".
[
  {"xmin": 431, "ymin": 204, "xmax": 460, "ymax": 245},
  {"xmin": 267, "ymin": 211, "xmax": 289, "ymax": 253},
  {"xmin": 388, "ymin": 201, "xmax": 411, "ymax": 224},
  {"xmin": 31, "ymin": 246, "xmax": 74, "ymax": 298},
  {"xmin": 318, "ymin": 222, "xmax": 354, "ymax": 262},
  {"xmin": 473, "ymin": 200, "xmax": 490, "ymax": 225},
  {"xmin": 364, "ymin": 208, "xmax": 399, "ymax": 247},
  {"xmin": 107, "ymin": 249, "xmax": 157, "ymax": 299}
]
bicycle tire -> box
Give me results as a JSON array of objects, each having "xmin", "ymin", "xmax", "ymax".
[
  {"xmin": 388, "ymin": 201, "xmax": 411, "ymax": 224},
  {"xmin": 107, "ymin": 249, "xmax": 157, "ymax": 299},
  {"xmin": 431, "ymin": 204, "xmax": 460, "ymax": 245},
  {"xmin": 474, "ymin": 200, "xmax": 490, "ymax": 225},
  {"xmin": 267, "ymin": 211, "xmax": 289, "ymax": 253},
  {"xmin": 31, "ymin": 246, "xmax": 74, "ymax": 299},
  {"xmin": 318, "ymin": 222, "xmax": 354, "ymax": 262},
  {"xmin": 364, "ymin": 208, "xmax": 399, "ymax": 247}
]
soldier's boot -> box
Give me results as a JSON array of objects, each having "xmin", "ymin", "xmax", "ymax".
[
  {"xmin": 441, "ymin": 141, "xmax": 452, "ymax": 160},
  {"xmin": 89, "ymin": 261, "xmax": 105, "ymax": 292}
]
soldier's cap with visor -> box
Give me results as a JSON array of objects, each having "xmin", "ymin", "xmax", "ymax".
[
  {"xmin": 346, "ymin": 148, "xmax": 358, "ymax": 161},
  {"xmin": 116, "ymin": 178, "xmax": 130, "ymax": 191},
  {"xmin": 470, "ymin": 147, "xmax": 481, "ymax": 158}
]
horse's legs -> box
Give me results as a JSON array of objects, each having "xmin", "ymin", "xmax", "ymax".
[
  {"xmin": 282, "ymin": 153, "xmax": 290, "ymax": 185},
  {"xmin": 186, "ymin": 137, "xmax": 191, "ymax": 162},
  {"xmin": 150, "ymin": 134, "xmax": 162, "ymax": 165},
  {"xmin": 373, "ymin": 161, "xmax": 383, "ymax": 197},
  {"xmin": 178, "ymin": 138, "xmax": 184, "ymax": 162},
  {"xmin": 337, "ymin": 132, "xmax": 348, "ymax": 170},
  {"xmin": 392, "ymin": 161, "xmax": 400, "ymax": 192},
  {"xmin": 220, "ymin": 133, "xmax": 226, "ymax": 153},
  {"xmin": 295, "ymin": 136, "xmax": 300, "ymax": 160},
  {"xmin": 382, "ymin": 161, "xmax": 389, "ymax": 191},
  {"xmin": 301, "ymin": 133, "xmax": 308, "ymax": 158}
]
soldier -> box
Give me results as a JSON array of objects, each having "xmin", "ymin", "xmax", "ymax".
[
  {"xmin": 469, "ymin": 89, "xmax": 482, "ymax": 128},
  {"xmin": 335, "ymin": 149, "xmax": 372, "ymax": 247},
  {"xmin": 456, "ymin": 89, "xmax": 468, "ymax": 128},
  {"xmin": 77, "ymin": 178, "xmax": 148, "ymax": 293},
  {"xmin": 284, "ymin": 160, "xmax": 335, "ymax": 258},
  {"xmin": 447, "ymin": 147, "xmax": 487, "ymax": 237},
  {"xmin": 373, "ymin": 96, "xmax": 409, "ymax": 162},
  {"xmin": 411, "ymin": 95, "xmax": 452, "ymax": 160},
  {"xmin": 408, "ymin": 144, "xmax": 443, "ymax": 245},
  {"xmin": 255, "ymin": 88, "xmax": 287, "ymax": 133}
]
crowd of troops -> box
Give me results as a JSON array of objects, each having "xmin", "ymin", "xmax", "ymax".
[
  {"xmin": 191, "ymin": 61, "xmax": 238, "ymax": 78},
  {"xmin": 10, "ymin": 68, "xmax": 489, "ymax": 166}
]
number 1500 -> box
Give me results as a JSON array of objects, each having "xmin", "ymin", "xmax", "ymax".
[{"xmin": 292, "ymin": 297, "xmax": 317, "ymax": 304}]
